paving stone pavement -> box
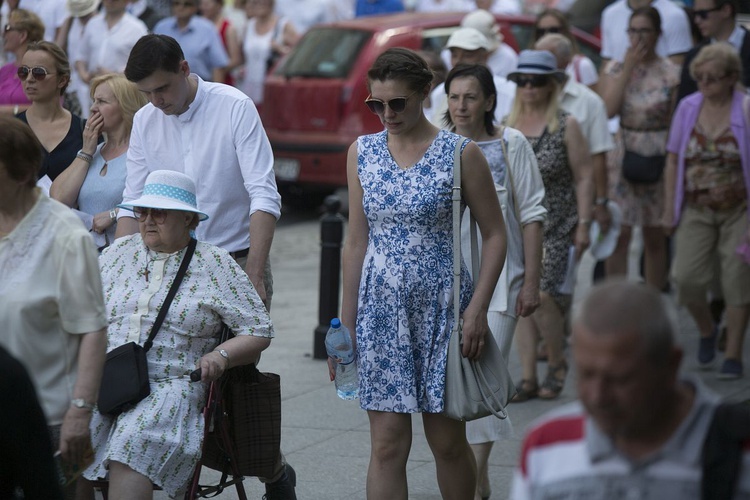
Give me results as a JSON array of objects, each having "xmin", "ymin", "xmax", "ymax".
[{"xmin": 145, "ymin": 209, "xmax": 750, "ymax": 500}]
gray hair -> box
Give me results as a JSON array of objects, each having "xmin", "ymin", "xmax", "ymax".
[
  {"xmin": 535, "ymin": 33, "xmax": 573, "ymax": 69},
  {"xmin": 573, "ymin": 280, "xmax": 678, "ymax": 364}
]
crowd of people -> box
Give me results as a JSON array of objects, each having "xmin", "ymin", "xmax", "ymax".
[{"xmin": 1, "ymin": 0, "xmax": 749, "ymax": 497}]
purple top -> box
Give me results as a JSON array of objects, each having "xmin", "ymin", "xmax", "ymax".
[
  {"xmin": 666, "ymin": 90, "xmax": 750, "ymax": 226},
  {"xmin": 0, "ymin": 63, "xmax": 31, "ymax": 106}
]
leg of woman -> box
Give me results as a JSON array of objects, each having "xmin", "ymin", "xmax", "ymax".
[
  {"xmin": 108, "ymin": 461, "xmax": 153, "ymax": 500},
  {"xmin": 470, "ymin": 442, "xmax": 492, "ymax": 500},
  {"xmin": 605, "ymin": 225, "xmax": 632, "ymax": 277},
  {"xmin": 423, "ymin": 413, "xmax": 476, "ymax": 500},
  {"xmin": 366, "ymin": 411, "xmax": 412, "ymax": 500},
  {"xmin": 512, "ymin": 316, "xmax": 540, "ymax": 400},
  {"xmin": 534, "ymin": 293, "xmax": 569, "ymax": 399},
  {"xmin": 642, "ymin": 226, "xmax": 668, "ymax": 290}
]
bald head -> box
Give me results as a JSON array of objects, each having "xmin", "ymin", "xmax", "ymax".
[
  {"xmin": 535, "ymin": 33, "xmax": 573, "ymax": 70},
  {"xmin": 573, "ymin": 280, "xmax": 678, "ymax": 365}
]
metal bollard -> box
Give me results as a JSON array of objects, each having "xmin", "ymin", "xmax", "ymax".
[{"xmin": 313, "ymin": 195, "xmax": 344, "ymax": 359}]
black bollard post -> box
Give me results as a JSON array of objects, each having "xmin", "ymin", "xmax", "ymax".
[{"xmin": 313, "ymin": 195, "xmax": 344, "ymax": 359}]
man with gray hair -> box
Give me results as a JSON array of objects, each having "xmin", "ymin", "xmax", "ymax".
[
  {"xmin": 536, "ymin": 33, "xmax": 614, "ymax": 237},
  {"xmin": 510, "ymin": 280, "xmax": 750, "ymax": 500}
]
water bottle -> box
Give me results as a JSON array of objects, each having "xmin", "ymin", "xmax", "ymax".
[{"xmin": 325, "ymin": 318, "xmax": 359, "ymax": 400}]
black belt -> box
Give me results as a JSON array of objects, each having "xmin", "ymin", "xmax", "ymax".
[{"xmin": 229, "ymin": 248, "xmax": 249, "ymax": 259}]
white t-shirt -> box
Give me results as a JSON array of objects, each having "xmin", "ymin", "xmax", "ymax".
[
  {"xmin": 566, "ymin": 54, "xmax": 598, "ymax": 87},
  {"xmin": 77, "ymin": 13, "xmax": 149, "ymax": 75},
  {"xmin": 19, "ymin": 0, "xmax": 68, "ymax": 42},
  {"xmin": 600, "ymin": 0, "xmax": 693, "ymax": 62}
]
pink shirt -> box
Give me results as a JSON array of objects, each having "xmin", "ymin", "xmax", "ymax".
[{"xmin": 0, "ymin": 63, "xmax": 31, "ymax": 106}]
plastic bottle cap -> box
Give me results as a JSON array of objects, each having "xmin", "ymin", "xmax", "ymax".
[{"xmin": 330, "ymin": 318, "xmax": 341, "ymax": 328}]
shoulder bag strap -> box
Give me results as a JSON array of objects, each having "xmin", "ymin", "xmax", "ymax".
[
  {"xmin": 143, "ymin": 237, "xmax": 197, "ymax": 352},
  {"xmin": 498, "ymin": 126, "xmax": 522, "ymax": 224},
  {"xmin": 453, "ymin": 137, "xmax": 478, "ymax": 330}
]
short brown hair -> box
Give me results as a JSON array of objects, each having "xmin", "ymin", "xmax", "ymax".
[
  {"xmin": 0, "ymin": 116, "xmax": 43, "ymax": 188},
  {"xmin": 9, "ymin": 8, "xmax": 45, "ymax": 44}
]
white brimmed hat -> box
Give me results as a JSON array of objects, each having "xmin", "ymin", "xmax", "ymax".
[
  {"xmin": 507, "ymin": 50, "xmax": 565, "ymax": 84},
  {"xmin": 460, "ymin": 10, "xmax": 501, "ymax": 52},
  {"xmin": 67, "ymin": 0, "xmax": 100, "ymax": 17},
  {"xmin": 588, "ymin": 201, "xmax": 622, "ymax": 261},
  {"xmin": 118, "ymin": 170, "xmax": 209, "ymax": 221},
  {"xmin": 446, "ymin": 27, "xmax": 491, "ymax": 52}
]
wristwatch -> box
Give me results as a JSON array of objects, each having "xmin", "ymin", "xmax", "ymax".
[{"xmin": 71, "ymin": 398, "xmax": 96, "ymax": 411}]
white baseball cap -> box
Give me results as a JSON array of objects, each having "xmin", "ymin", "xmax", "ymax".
[{"xmin": 446, "ymin": 27, "xmax": 491, "ymax": 52}]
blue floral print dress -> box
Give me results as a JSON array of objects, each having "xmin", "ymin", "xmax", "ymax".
[{"xmin": 355, "ymin": 129, "xmax": 473, "ymax": 414}]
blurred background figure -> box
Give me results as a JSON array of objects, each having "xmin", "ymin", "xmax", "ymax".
[
  {"xmin": 532, "ymin": 9, "xmax": 598, "ymax": 90},
  {"xmin": 474, "ymin": 0, "xmax": 521, "ymax": 15},
  {"xmin": 0, "ymin": 8, "xmax": 43, "ymax": 115},
  {"xmin": 17, "ymin": 41, "xmax": 86, "ymax": 182},
  {"xmin": 19, "ymin": 0, "xmax": 68, "ymax": 43},
  {"xmin": 154, "ymin": 0, "xmax": 229, "ymax": 82},
  {"xmin": 62, "ymin": 0, "xmax": 100, "ymax": 119},
  {"xmin": 275, "ymin": 0, "xmax": 346, "ymax": 35},
  {"xmin": 240, "ymin": 0, "xmax": 298, "ymax": 107},
  {"xmin": 355, "ymin": 0, "xmax": 403, "ymax": 18},
  {"xmin": 449, "ymin": 9, "xmax": 518, "ymax": 78},
  {"xmin": 50, "ymin": 73, "xmax": 147, "ymax": 247},
  {"xmin": 599, "ymin": 7, "xmax": 679, "ymax": 291},
  {"xmin": 128, "ymin": 0, "xmax": 162, "ymax": 30},
  {"xmin": 200, "ymin": 0, "xmax": 242, "ymax": 86},
  {"xmin": 75, "ymin": 0, "xmax": 147, "ymax": 111}
]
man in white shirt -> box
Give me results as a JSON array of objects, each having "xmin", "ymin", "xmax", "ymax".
[
  {"xmin": 116, "ymin": 34, "xmax": 292, "ymax": 499},
  {"xmin": 536, "ymin": 34, "xmax": 614, "ymax": 232},
  {"xmin": 600, "ymin": 0, "xmax": 693, "ymax": 65},
  {"xmin": 19, "ymin": 0, "xmax": 68, "ymax": 43},
  {"xmin": 430, "ymin": 27, "xmax": 515, "ymax": 127},
  {"xmin": 75, "ymin": 0, "xmax": 148, "ymax": 111}
]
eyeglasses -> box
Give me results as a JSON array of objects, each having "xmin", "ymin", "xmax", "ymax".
[
  {"xmin": 626, "ymin": 27, "xmax": 655, "ymax": 35},
  {"xmin": 693, "ymin": 4, "xmax": 724, "ymax": 19},
  {"xmin": 171, "ymin": 1, "xmax": 197, "ymax": 6},
  {"xmin": 694, "ymin": 73, "xmax": 727, "ymax": 84},
  {"xmin": 515, "ymin": 74, "xmax": 549, "ymax": 88},
  {"xmin": 364, "ymin": 91, "xmax": 418, "ymax": 114},
  {"xmin": 4, "ymin": 24, "xmax": 20, "ymax": 32},
  {"xmin": 17, "ymin": 66, "xmax": 56, "ymax": 81},
  {"xmin": 133, "ymin": 207, "xmax": 169, "ymax": 223},
  {"xmin": 535, "ymin": 26, "xmax": 562, "ymax": 38}
]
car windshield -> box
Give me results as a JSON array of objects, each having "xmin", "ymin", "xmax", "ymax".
[{"xmin": 275, "ymin": 28, "xmax": 371, "ymax": 78}]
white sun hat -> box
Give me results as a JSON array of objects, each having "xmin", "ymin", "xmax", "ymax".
[
  {"xmin": 588, "ymin": 200, "xmax": 622, "ymax": 261},
  {"xmin": 118, "ymin": 170, "xmax": 209, "ymax": 221},
  {"xmin": 460, "ymin": 10, "xmax": 501, "ymax": 52},
  {"xmin": 446, "ymin": 27, "xmax": 492, "ymax": 52}
]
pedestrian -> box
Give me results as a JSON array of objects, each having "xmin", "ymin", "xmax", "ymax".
[{"xmin": 340, "ymin": 47, "xmax": 507, "ymax": 499}]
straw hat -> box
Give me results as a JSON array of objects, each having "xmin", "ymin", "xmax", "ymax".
[
  {"xmin": 460, "ymin": 10, "xmax": 501, "ymax": 52},
  {"xmin": 507, "ymin": 50, "xmax": 566, "ymax": 84},
  {"xmin": 446, "ymin": 27, "xmax": 491, "ymax": 52},
  {"xmin": 118, "ymin": 170, "xmax": 209, "ymax": 221},
  {"xmin": 67, "ymin": 0, "xmax": 100, "ymax": 17}
]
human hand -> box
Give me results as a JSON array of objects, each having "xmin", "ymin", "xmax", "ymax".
[
  {"xmin": 574, "ymin": 223, "xmax": 591, "ymax": 261},
  {"xmin": 246, "ymin": 271, "xmax": 268, "ymax": 310},
  {"xmin": 515, "ymin": 282, "xmax": 540, "ymax": 317},
  {"xmin": 459, "ymin": 305, "xmax": 490, "ymax": 360},
  {"xmin": 623, "ymin": 39, "xmax": 648, "ymax": 71},
  {"xmin": 91, "ymin": 211, "xmax": 114, "ymax": 234},
  {"xmin": 593, "ymin": 203, "xmax": 612, "ymax": 234},
  {"xmin": 59, "ymin": 406, "xmax": 93, "ymax": 464},
  {"xmin": 197, "ymin": 350, "xmax": 229, "ymax": 382},
  {"xmin": 82, "ymin": 112, "xmax": 103, "ymax": 155}
]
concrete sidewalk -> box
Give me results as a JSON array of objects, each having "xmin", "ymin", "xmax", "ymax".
[{"xmin": 161, "ymin": 210, "xmax": 750, "ymax": 500}]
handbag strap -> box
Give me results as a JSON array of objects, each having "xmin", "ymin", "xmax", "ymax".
[
  {"xmin": 452, "ymin": 136, "xmax": 476, "ymax": 335},
  {"xmin": 498, "ymin": 126, "xmax": 522, "ymax": 225},
  {"xmin": 144, "ymin": 237, "xmax": 197, "ymax": 352}
]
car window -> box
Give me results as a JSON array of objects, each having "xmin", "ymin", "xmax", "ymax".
[{"xmin": 275, "ymin": 28, "xmax": 372, "ymax": 78}]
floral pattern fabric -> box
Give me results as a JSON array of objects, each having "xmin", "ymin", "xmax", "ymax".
[
  {"xmin": 83, "ymin": 234, "xmax": 273, "ymax": 497},
  {"xmin": 355, "ymin": 129, "xmax": 472, "ymax": 414}
]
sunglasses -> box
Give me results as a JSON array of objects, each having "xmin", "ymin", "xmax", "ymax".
[
  {"xmin": 4, "ymin": 24, "xmax": 20, "ymax": 32},
  {"xmin": 626, "ymin": 27, "xmax": 655, "ymax": 35},
  {"xmin": 515, "ymin": 74, "xmax": 549, "ymax": 88},
  {"xmin": 364, "ymin": 90, "xmax": 418, "ymax": 114},
  {"xmin": 693, "ymin": 4, "xmax": 724, "ymax": 19},
  {"xmin": 694, "ymin": 73, "xmax": 727, "ymax": 84},
  {"xmin": 17, "ymin": 66, "xmax": 56, "ymax": 81},
  {"xmin": 133, "ymin": 207, "xmax": 169, "ymax": 223},
  {"xmin": 535, "ymin": 26, "xmax": 561, "ymax": 38}
]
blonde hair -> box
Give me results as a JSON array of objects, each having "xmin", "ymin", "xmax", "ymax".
[
  {"xmin": 90, "ymin": 73, "xmax": 147, "ymax": 133},
  {"xmin": 689, "ymin": 42, "xmax": 742, "ymax": 82},
  {"xmin": 505, "ymin": 78, "xmax": 562, "ymax": 134},
  {"xmin": 25, "ymin": 41, "xmax": 70, "ymax": 95},
  {"xmin": 9, "ymin": 9, "xmax": 45, "ymax": 44}
]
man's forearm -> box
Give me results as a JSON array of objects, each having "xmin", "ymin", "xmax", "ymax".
[{"xmin": 247, "ymin": 210, "xmax": 276, "ymax": 279}]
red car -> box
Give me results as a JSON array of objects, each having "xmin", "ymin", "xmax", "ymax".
[{"xmin": 260, "ymin": 12, "xmax": 600, "ymax": 205}]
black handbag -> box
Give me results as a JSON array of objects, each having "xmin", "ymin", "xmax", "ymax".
[
  {"xmin": 621, "ymin": 150, "xmax": 666, "ymax": 184},
  {"xmin": 97, "ymin": 238, "xmax": 197, "ymax": 416}
]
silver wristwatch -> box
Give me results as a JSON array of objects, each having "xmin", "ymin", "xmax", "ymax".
[{"xmin": 71, "ymin": 398, "xmax": 96, "ymax": 411}]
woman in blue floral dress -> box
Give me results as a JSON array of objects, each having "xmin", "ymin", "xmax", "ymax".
[{"xmin": 339, "ymin": 48, "xmax": 507, "ymax": 499}]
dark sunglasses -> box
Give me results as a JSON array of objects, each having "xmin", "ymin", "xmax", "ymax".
[
  {"xmin": 171, "ymin": 0, "xmax": 197, "ymax": 6},
  {"xmin": 133, "ymin": 207, "xmax": 169, "ymax": 223},
  {"xmin": 693, "ymin": 4, "xmax": 724, "ymax": 19},
  {"xmin": 364, "ymin": 90, "xmax": 418, "ymax": 114},
  {"xmin": 4, "ymin": 24, "xmax": 21, "ymax": 32},
  {"xmin": 17, "ymin": 66, "xmax": 56, "ymax": 81},
  {"xmin": 515, "ymin": 74, "xmax": 549, "ymax": 88},
  {"xmin": 535, "ymin": 26, "xmax": 561, "ymax": 38}
]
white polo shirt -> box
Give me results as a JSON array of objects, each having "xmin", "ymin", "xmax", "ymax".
[
  {"xmin": 600, "ymin": 0, "xmax": 693, "ymax": 63},
  {"xmin": 559, "ymin": 78, "xmax": 614, "ymax": 156},
  {"xmin": 123, "ymin": 75, "xmax": 282, "ymax": 253}
]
